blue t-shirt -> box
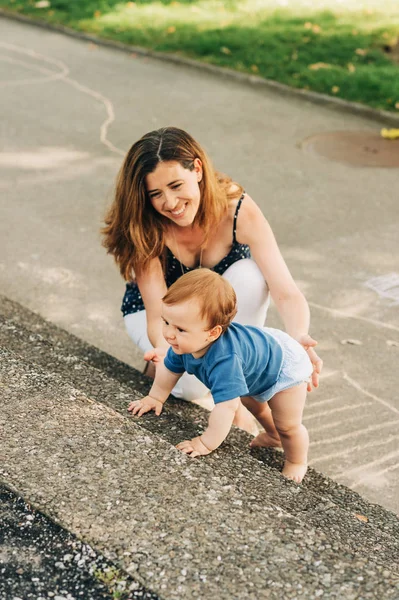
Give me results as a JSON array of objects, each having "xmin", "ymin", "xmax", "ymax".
[{"xmin": 164, "ymin": 323, "xmax": 284, "ymax": 404}]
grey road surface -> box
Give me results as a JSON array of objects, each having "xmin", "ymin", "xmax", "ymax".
[{"xmin": 1, "ymin": 17, "xmax": 398, "ymax": 513}]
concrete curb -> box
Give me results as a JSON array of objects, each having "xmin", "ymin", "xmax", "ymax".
[
  {"xmin": 1, "ymin": 298, "xmax": 399, "ymax": 599},
  {"xmin": 2, "ymin": 8, "xmax": 399, "ymax": 127},
  {"xmin": 2, "ymin": 295, "xmax": 399, "ymax": 549}
]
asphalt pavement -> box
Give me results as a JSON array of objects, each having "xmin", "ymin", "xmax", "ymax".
[{"xmin": 1, "ymin": 15, "xmax": 398, "ymax": 513}]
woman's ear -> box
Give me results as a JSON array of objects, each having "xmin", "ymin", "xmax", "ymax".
[
  {"xmin": 208, "ymin": 325, "xmax": 223, "ymax": 342},
  {"xmin": 193, "ymin": 157, "xmax": 203, "ymax": 182}
]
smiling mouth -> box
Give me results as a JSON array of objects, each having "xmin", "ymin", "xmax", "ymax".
[{"xmin": 170, "ymin": 203, "xmax": 187, "ymax": 217}]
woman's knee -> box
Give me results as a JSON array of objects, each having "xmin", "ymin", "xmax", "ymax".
[
  {"xmin": 223, "ymin": 259, "xmax": 269, "ymax": 326},
  {"xmin": 224, "ymin": 258, "xmax": 265, "ymax": 289},
  {"xmin": 172, "ymin": 373, "xmax": 209, "ymax": 401},
  {"xmin": 124, "ymin": 312, "xmax": 152, "ymax": 353}
]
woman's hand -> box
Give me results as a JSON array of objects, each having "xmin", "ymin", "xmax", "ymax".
[
  {"xmin": 296, "ymin": 334, "xmax": 323, "ymax": 392},
  {"xmin": 176, "ymin": 436, "xmax": 212, "ymax": 458},
  {"xmin": 144, "ymin": 347, "xmax": 167, "ymax": 365},
  {"xmin": 143, "ymin": 347, "xmax": 168, "ymax": 378},
  {"xmin": 128, "ymin": 395, "xmax": 164, "ymax": 417}
]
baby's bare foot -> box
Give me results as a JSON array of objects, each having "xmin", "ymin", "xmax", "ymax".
[
  {"xmin": 282, "ymin": 460, "xmax": 308, "ymax": 483},
  {"xmin": 250, "ymin": 431, "xmax": 282, "ymax": 449}
]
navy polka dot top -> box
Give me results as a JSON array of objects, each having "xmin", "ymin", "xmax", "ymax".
[{"xmin": 121, "ymin": 193, "xmax": 250, "ymax": 316}]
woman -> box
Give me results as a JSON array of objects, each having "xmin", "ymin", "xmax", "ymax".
[{"xmin": 102, "ymin": 127, "xmax": 322, "ymax": 431}]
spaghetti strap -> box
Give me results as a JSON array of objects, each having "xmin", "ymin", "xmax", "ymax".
[
  {"xmin": 122, "ymin": 190, "xmax": 250, "ymax": 317},
  {"xmin": 232, "ymin": 192, "xmax": 245, "ymax": 243}
]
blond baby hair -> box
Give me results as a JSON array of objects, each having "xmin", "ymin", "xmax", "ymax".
[{"xmin": 162, "ymin": 269, "xmax": 237, "ymax": 333}]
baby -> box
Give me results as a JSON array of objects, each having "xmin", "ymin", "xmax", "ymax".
[{"xmin": 128, "ymin": 269, "xmax": 313, "ymax": 482}]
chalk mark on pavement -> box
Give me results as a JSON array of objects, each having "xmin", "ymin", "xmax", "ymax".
[{"xmin": 0, "ymin": 41, "xmax": 125, "ymax": 156}]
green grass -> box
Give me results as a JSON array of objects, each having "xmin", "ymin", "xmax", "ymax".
[
  {"xmin": 2, "ymin": 0, "xmax": 399, "ymax": 111},
  {"xmin": 93, "ymin": 566, "xmax": 130, "ymax": 599}
]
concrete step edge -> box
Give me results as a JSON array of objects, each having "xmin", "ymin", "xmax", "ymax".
[
  {"xmin": 1, "ymin": 343, "xmax": 399, "ymax": 599},
  {"xmin": 1, "ymin": 295, "xmax": 399, "ymax": 561}
]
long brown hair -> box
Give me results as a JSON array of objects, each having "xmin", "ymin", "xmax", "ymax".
[{"xmin": 102, "ymin": 127, "xmax": 243, "ymax": 281}]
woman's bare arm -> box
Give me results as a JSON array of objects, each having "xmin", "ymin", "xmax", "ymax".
[
  {"xmin": 236, "ymin": 196, "xmax": 308, "ymax": 335},
  {"xmin": 236, "ymin": 195, "xmax": 322, "ymax": 388},
  {"xmin": 135, "ymin": 257, "xmax": 169, "ymax": 350}
]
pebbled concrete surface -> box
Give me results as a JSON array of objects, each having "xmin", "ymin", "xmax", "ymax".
[
  {"xmin": 0, "ymin": 485, "xmax": 161, "ymax": 600},
  {"xmin": 1, "ymin": 298, "xmax": 399, "ymax": 599},
  {"xmin": 1, "ymin": 296, "xmax": 399, "ymax": 550}
]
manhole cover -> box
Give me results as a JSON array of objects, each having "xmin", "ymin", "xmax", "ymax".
[{"xmin": 300, "ymin": 131, "xmax": 399, "ymax": 167}]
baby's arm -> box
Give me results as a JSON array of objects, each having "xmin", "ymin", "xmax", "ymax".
[
  {"xmin": 176, "ymin": 397, "xmax": 240, "ymax": 457},
  {"xmin": 128, "ymin": 362, "xmax": 182, "ymax": 417}
]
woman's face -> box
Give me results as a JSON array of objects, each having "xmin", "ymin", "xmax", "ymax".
[{"xmin": 146, "ymin": 159, "xmax": 202, "ymax": 227}]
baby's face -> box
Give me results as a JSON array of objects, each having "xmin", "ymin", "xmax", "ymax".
[{"xmin": 162, "ymin": 298, "xmax": 218, "ymax": 358}]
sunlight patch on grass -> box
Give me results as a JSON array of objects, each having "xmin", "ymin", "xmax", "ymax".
[{"xmin": 1, "ymin": 0, "xmax": 399, "ymax": 111}]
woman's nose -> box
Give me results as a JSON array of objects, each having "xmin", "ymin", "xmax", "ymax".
[{"xmin": 164, "ymin": 191, "xmax": 177, "ymax": 209}]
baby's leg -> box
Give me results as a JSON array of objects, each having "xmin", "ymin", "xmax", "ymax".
[
  {"xmin": 268, "ymin": 383, "xmax": 308, "ymax": 483},
  {"xmin": 232, "ymin": 400, "xmax": 259, "ymax": 435},
  {"xmin": 241, "ymin": 396, "xmax": 282, "ymax": 448}
]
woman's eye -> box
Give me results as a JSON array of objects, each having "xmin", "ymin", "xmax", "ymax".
[
  {"xmin": 177, "ymin": 328, "xmax": 185, "ymax": 333},
  {"xmin": 172, "ymin": 183, "xmax": 182, "ymax": 190}
]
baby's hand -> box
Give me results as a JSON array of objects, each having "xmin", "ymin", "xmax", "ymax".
[
  {"xmin": 176, "ymin": 436, "xmax": 212, "ymax": 458},
  {"xmin": 128, "ymin": 396, "xmax": 163, "ymax": 417}
]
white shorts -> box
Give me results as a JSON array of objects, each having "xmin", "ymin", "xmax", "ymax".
[{"xmin": 252, "ymin": 328, "xmax": 313, "ymax": 403}]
